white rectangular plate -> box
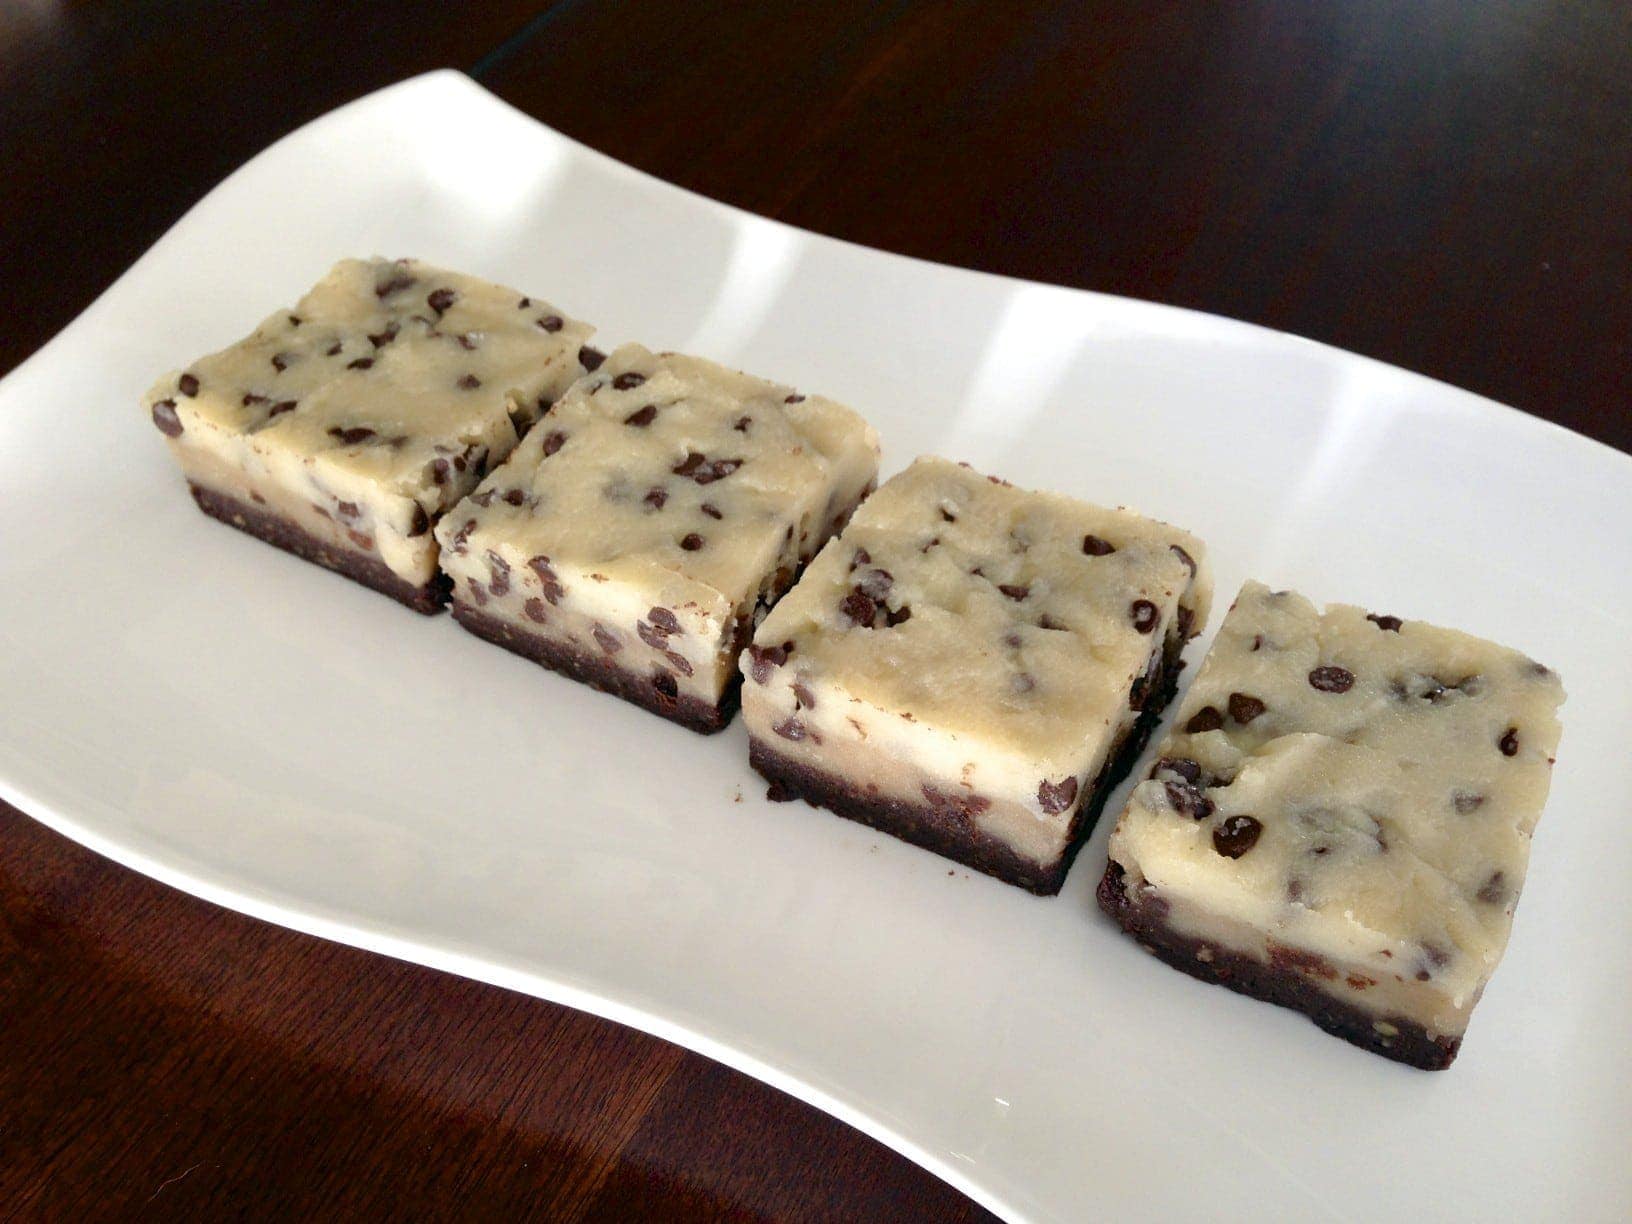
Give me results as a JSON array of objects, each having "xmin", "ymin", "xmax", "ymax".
[{"xmin": 2, "ymin": 72, "xmax": 1628, "ymax": 1223}]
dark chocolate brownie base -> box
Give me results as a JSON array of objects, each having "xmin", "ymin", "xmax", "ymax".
[
  {"xmin": 1096, "ymin": 862, "xmax": 1461, "ymax": 1070},
  {"xmin": 450, "ymin": 601, "xmax": 736, "ymax": 735},
  {"xmin": 189, "ymin": 483, "xmax": 448, "ymax": 614},
  {"xmin": 748, "ymin": 630, "xmax": 1186, "ymax": 895}
]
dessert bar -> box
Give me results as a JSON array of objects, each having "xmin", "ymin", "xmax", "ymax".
[
  {"xmin": 1097, "ymin": 581, "xmax": 1565, "ymax": 1068},
  {"xmin": 435, "ymin": 343, "xmax": 880, "ymax": 732},
  {"xmin": 743, "ymin": 456, "xmax": 1211, "ymax": 893},
  {"xmin": 142, "ymin": 257, "xmax": 596, "ymax": 611}
]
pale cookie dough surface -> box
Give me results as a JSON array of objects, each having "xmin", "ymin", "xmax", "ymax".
[
  {"xmin": 744, "ymin": 455, "xmax": 1211, "ymax": 860},
  {"xmin": 435, "ymin": 343, "xmax": 880, "ymax": 706},
  {"xmin": 1108, "ymin": 580, "xmax": 1565, "ymax": 1034},
  {"xmin": 143, "ymin": 257, "xmax": 595, "ymax": 585}
]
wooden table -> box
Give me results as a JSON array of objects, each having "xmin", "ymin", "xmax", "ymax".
[{"xmin": 2, "ymin": 3, "xmax": 1626, "ymax": 1218}]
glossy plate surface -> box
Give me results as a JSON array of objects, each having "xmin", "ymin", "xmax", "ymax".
[{"xmin": 2, "ymin": 72, "xmax": 1627, "ymax": 1223}]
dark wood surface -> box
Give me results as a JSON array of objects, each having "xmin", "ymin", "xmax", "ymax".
[{"xmin": 2, "ymin": 2, "xmax": 1627, "ymax": 1219}]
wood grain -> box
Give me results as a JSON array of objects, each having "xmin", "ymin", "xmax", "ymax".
[{"xmin": 2, "ymin": 1, "xmax": 1628, "ymax": 1219}]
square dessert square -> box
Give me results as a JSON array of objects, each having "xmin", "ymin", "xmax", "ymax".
[
  {"xmin": 742, "ymin": 455, "xmax": 1212, "ymax": 894},
  {"xmin": 434, "ymin": 343, "xmax": 881, "ymax": 733},
  {"xmin": 142, "ymin": 257, "xmax": 597, "ymax": 612},
  {"xmin": 1097, "ymin": 580, "xmax": 1565, "ymax": 1069}
]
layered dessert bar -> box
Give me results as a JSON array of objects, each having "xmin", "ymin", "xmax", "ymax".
[
  {"xmin": 142, "ymin": 257, "xmax": 596, "ymax": 611},
  {"xmin": 435, "ymin": 344, "xmax": 880, "ymax": 732},
  {"xmin": 1097, "ymin": 581, "xmax": 1565, "ymax": 1068},
  {"xmin": 742, "ymin": 456, "xmax": 1211, "ymax": 894}
]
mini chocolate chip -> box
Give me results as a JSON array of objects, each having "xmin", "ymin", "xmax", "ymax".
[
  {"xmin": 644, "ymin": 607, "xmax": 679, "ymax": 635},
  {"xmin": 1309, "ymin": 666, "xmax": 1355, "ymax": 693},
  {"xmin": 1499, "ymin": 727, "xmax": 1520, "ymax": 756},
  {"xmin": 733, "ymin": 415, "xmax": 752, "ymax": 432},
  {"xmin": 1477, "ymin": 870, "xmax": 1508, "ymax": 904},
  {"xmin": 523, "ymin": 597, "xmax": 550, "ymax": 622},
  {"xmin": 1036, "ymin": 613, "xmax": 1064, "ymax": 630},
  {"xmin": 427, "ymin": 287, "xmax": 457, "ymax": 314},
  {"xmin": 886, "ymin": 604, "xmax": 913, "ymax": 627},
  {"xmin": 792, "ymin": 681, "xmax": 816, "ymax": 710},
  {"xmin": 1037, "ymin": 777, "xmax": 1079, "ymax": 815},
  {"xmin": 1165, "ymin": 780, "xmax": 1214, "ymax": 820},
  {"xmin": 495, "ymin": 488, "xmax": 522, "ymax": 507},
  {"xmin": 151, "ymin": 399, "xmax": 183, "ymax": 437},
  {"xmin": 700, "ymin": 502, "xmax": 723, "ymax": 520},
  {"xmin": 542, "ymin": 431, "xmax": 566, "ymax": 456},
  {"xmin": 856, "ymin": 568, "xmax": 893, "ymax": 600},
  {"xmin": 328, "ymin": 426, "xmax": 377, "ymax": 444},
  {"xmin": 453, "ymin": 333, "xmax": 479, "ymax": 351},
  {"xmin": 177, "ymin": 373, "xmax": 199, "ymax": 397},
  {"xmin": 612, "ymin": 372, "xmax": 646, "ymax": 390},
  {"xmin": 450, "ymin": 518, "xmax": 477, "ymax": 554},
  {"xmin": 841, "ymin": 590, "xmax": 878, "ymax": 626},
  {"xmin": 268, "ymin": 399, "xmax": 297, "ymax": 418},
  {"xmin": 458, "ymin": 374, "xmax": 481, "ymax": 390},
  {"xmin": 1212, "ymin": 815, "xmax": 1262, "ymax": 858},
  {"xmin": 672, "ymin": 452, "xmax": 743, "ymax": 484},
  {"xmin": 579, "ymin": 345, "xmax": 606, "ymax": 371},
  {"xmin": 429, "ymin": 458, "xmax": 450, "ymax": 485},
  {"xmin": 783, "ymin": 393, "xmax": 805, "ymax": 403},
  {"xmin": 1367, "ymin": 612, "xmax": 1403, "ymax": 632},
  {"xmin": 680, "ymin": 533, "xmax": 705, "ymax": 551},
  {"xmin": 1185, "ymin": 705, "xmax": 1224, "ymax": 733},
  {"xmin": 593, "ymin": 624, "xmax": 621, "ymax": 654},
  {"xmin": 998, "ymin": 583, "xmax": 1030, "ymax": 602},
  {"xmin": 623, "ymin": 404, "xmax": 658, "ymax": 427},
  {"xmin": 643, "ymin": 486, "xmax": 668, "ymax": 510},
  {"xmin": 242, "ymin": 393, "xmax": 268, "ymax": 406},
  {"xmin": 1155, "ymin": 757, "xmax": 1203, "ymax": 785},
  {"xmin": 407, "ymin": 505, "xmax": 430, "ymax": 537},
  {"xmin": 336, "ymin": 501, "xmax": 360, "ymax": 520},
  {"xmin": 487, "ymin": 550, "xmax": 511, "ymax": 596},
  {"xmin": 271, "ymin": 352, "xmax": 290, "ymax": 372},
  {"xmin": 850, "ymin": 549, "xmax": 871, "ymax": 569},
  {"xmin": 940, "ymin": 508, "xmax": 957, "ymax": 523},
  {"xmin": 1228, "ymin": 693, "xmax": 1266, "ymax": 724},
  {"xmin": 1249, "ymin": 634, "xmax": 1264, "ymax": 651},
  {"xmin": 368, "ymin": 323, "xmax": 400, "ymax": 348},
  {"xmin": 375, "ymin": 268, "xmax": 415, "ymax": 298},
  {"xmin": 637, "ymin": 621, "xmax": 668, "ymax": 650},
  {"xmin": 471, "ymin": 490, "xmax": 496, "ymax": 508},
  {"xmin": 1083, "ymin": 534, "xmax": 1116, "ymax": 556},
  {"xmin": 517, "ymin": 297, "xmax": 531, "ymax": 309},
  {"xmin": 326, "ymin": 341, "xmax": 343, "ymax": 357},
  {"xmin": 528, "ymin": 555, "xmax": 566, "ymax": 604},
  {"xmin": 652, "ymin": 671, "xmax": 679, "ymax": 699},
  {"xmin": 665, "ymin": 651, "xmax": 694, "ymax": 677},
  {"xmin": 748, "ymin": 642, "xmax": 792, "ymax": 684},
  {"xmin": 1129, "ymin": 599, "xmax": 1159, "ymax": 633},
  {"xmin": 1453, "ymin": 790, "xmax": 1485, "ymax": 814},
  {"xmin": 1004, "ymin": 632, "xmax": 1021, "ymax": 648},
  {"xmin": 774, "ymin": 717, "xmax": 807, "ymax": 742},
  {"xmin": 346, "ymin": 357, "xmax": 375, "ymax": 371}
]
